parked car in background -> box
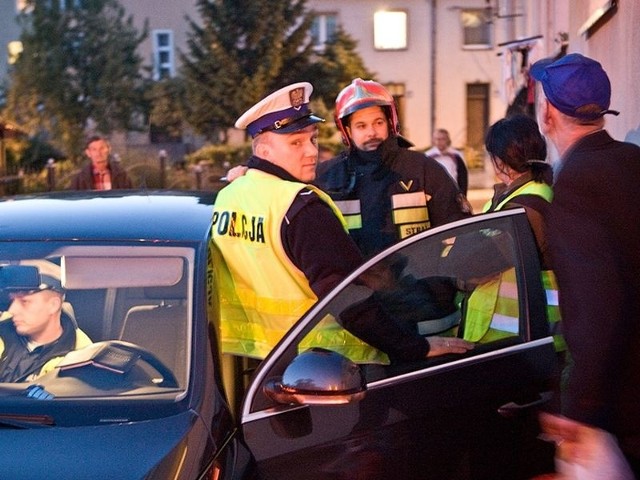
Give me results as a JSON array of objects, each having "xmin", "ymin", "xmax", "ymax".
[{"xmin": 0, "ymin": 191, "xmax": 556, "ymax": 479}]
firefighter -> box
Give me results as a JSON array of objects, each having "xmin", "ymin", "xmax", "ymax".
[{"xmin": 317, "ymin": 78, "xmax": 472, "ymax": 258}]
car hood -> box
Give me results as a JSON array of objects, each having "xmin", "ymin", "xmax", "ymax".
[{"xmin": 0, "ymin": 410, "xmax": 209, "ymax": 479}]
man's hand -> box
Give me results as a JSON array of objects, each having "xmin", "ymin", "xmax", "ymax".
[
  {"xmin": 223, "ymin": 165, "xmax": 248, "ymax": 183},
  {"xmin": 426, "ymin": 336, "xmax": 474, "ymax": 357},
  {"xmin": 539, "ymin": 412, "xmax": 635, "ymax": 479}
]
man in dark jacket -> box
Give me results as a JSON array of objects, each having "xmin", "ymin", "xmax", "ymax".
[
  {"xmin": 317, "ymin": 79, "xmax": 472, "ymax": 258},
  {"xmin": 70, "ymin": 135, "xmax": 133, "ymax": 190},
  {"xmin": 533, "ymin": 53, "xmax": 640, "ymax": 478}
]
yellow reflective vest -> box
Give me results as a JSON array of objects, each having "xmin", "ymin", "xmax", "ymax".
[
  {"xmin": 465, "ymin": 180, "xmax": 565, "ymax": 351},
  {"xmin": 211, "ymin": 169, "xmax": 388, "ymax": 363}
]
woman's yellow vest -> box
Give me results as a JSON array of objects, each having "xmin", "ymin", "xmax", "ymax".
[
  {"xmin": 210, "ymin": 169, "xmax": 388, "ymax": 363},
  {"xmin": 464, "ymin": 181, "xmax": 565, "ymax": 351}
]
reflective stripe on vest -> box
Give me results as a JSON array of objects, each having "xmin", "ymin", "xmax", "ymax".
[
  {"xmin": 464, "ymin": 267, "xmax": 519, "ymax": 343},
  {"xmin": 392, "ymin": 191, "xmax": 430, "ymax": 239},
  {"xmin": 542, "ymin": 269, "xmax": 566, "ymax": 352},
  {"xmin": 299, "ymin": 314, "xmax": 390, "ymax": 365},
  {"xmin": 212, "ymin": 169, "xmax": 386, "ymax": 362},
  {"xmin": 333, "ymin": 199, "xmax": 362, "ymax": 230},
  {"xmin": 482, "ymin": 181, "xmax": 554, "ymax": 213}
]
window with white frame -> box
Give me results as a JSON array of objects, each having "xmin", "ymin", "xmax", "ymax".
[
  {"xmin": 461, "ymin": 9, "xmax": 492, "ymax": 49},
  {"xmin": 374, "ymin": 10, "xmax": 407, "ymax": 50},
  {"xmin": 153, "ymin": 30, "xmax": 175, "ymax": 80},
  {"xmin": 311, "ymin": 13, "xmax": 337, "ymax": 49}
]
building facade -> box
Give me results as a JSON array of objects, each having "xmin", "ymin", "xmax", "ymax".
[{"xmin": 1, "ymin": 1, "xmax": 637, "ymax": 177}]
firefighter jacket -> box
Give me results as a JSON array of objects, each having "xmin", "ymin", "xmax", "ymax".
[
  {"xmin": 464, "ymin": 180, "xmax": 565, "ymax": 351},
  {"xmin": 211, "ymin": 168, "xmax": 388, "ymax": 363},
  {"xmin": 317, "ymin": 136, "xmax": 471, "ymax": 258}
]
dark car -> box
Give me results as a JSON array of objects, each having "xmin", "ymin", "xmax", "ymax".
[{"xmin": 0, "ymin": 191, "xmax": 556, "ymax": 479}]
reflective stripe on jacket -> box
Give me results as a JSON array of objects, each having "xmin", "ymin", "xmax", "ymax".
[
  {"xmin": 212, "ymin": 169, "xmax": 387, "ymax": 363},
  {"xmin": 334, "ymin": 190, "xmax": 430, "ymax": 241},
  {"xmin": 464, "ymin": 267, "xmax": 520, "ymax": 343}
]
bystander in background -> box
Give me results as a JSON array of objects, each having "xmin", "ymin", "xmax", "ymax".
[
  {"xmin": 70, "ymin": 135, "xmax": 132, "ymax": 190},
  {"xmin": 425, "ymin": 128, "xmax": 469, "ymax": 195}
]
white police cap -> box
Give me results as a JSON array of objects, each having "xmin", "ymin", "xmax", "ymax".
[{"xmin": 235, "ymin": 82, "xmax": 324, "ymax": 138}]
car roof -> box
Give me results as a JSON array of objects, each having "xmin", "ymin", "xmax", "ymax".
[{"xmin": 0, "ymin": 190, "xmax": 216, "ymax": 242}]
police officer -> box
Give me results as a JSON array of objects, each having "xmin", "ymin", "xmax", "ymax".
[
  {"xmin": 210, "ymin": 82, "xmax": 473, "ymax": 363},
  {"xmin": 464, "ymin": 114, "xmax": 565, "ymax": 353},
  {"xmin": 317, "ymin": 78, "xmax": 472, "ymax": 258},
  {"xmin": 0, "ymin": 274, "xmax": 92, "ymax": 382}
]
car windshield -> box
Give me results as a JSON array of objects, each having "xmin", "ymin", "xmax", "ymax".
[{"xmin": 0, "ymin": 242, "xmax": 193, "ymax": 405}]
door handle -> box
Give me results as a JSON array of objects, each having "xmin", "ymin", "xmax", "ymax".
[{"xmin": 498, "ymin": 390, "xmax": 553, "ymax": 418}]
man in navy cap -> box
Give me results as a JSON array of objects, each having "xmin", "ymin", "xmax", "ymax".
[
  {"xmin": 532, "ymin": 53, "xmax": 640, "ymax": 477},
  {"xmin": 210, "ymin": 82, "xmax": 472, "ymax": 365},
  {"xmin": 0, "ymin": 274, "xmax": 92, "ymax": 382}
]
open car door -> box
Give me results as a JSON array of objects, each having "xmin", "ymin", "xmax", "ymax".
[{"xmin": 239, "ymin": 209, "xmax": 557, "ymax": 480}]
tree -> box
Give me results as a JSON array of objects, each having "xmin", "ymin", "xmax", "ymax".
[
  {"xmin": 181, "ymin": 0, "xmax": 315, "ymax": 142},
  {"xmin": 5, "ymin": 0, "xmax": 148, "ymax": 159},
  {"xmin": 146, "ymin": 78, "xmax": 186, "ymax": 143},
  {"xmin": 303, "ymin": 27, "xmax": 375, "ymax": 110}
]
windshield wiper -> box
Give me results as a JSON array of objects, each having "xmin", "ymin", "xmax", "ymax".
[
  {"xmin": 0, "ymin": 413, "xmax": 54, "ymax": 429},
  {"xmin": 0, "ymin": 385, "xmax": 55, "ymax": 428}
]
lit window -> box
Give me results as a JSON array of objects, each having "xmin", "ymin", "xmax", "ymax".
[
  {"xmin": 311, "ymin": 13, "xmax": 337, "ymax": 49},
  {"xmin": 374, "ymin": 10, "xmax": 407, "ymax": 50},
  {"xmin": 8, "ymin": 41, "xmax": 23, "ymax": 64},
  {"xmin": 153, "ymin": 30, "xmax": 175, "ymax": 80},
  {"xmin": 461, "ymin": 9, "xmax": 491, "ymax": 49}
]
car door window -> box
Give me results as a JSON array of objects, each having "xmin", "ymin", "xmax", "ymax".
[{"xmin": 301, "ymin": 217, "xmax": 521, "ymax": 365}]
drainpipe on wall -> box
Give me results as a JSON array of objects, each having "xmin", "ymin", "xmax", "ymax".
[{"xmin": 429, "ymin": 0, "xmax": 437, "ymax": 138}]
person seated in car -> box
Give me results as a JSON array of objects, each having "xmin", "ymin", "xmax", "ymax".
[{"xmin": 0, "ymin": 275, "xmax": 92, "ymax": 382}]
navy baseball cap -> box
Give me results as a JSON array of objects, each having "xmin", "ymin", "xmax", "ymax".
[
  {"xmin": 530, "ymin": 53, "xmax": 619, "ymax": 120},
  {"xmin": 235, "ymin": 82, "xmax": 324, "ymax": 138},
  {"xmin": 9, "ymin": 274, "xmax": 65, "ymax": 297}
]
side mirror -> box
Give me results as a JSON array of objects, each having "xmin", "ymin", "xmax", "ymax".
[{"xmin": 264, "ymin": 347, "xmax": 366, "ymax": 406}]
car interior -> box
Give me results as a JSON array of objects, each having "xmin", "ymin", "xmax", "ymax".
[{"xmin": 0, "ymin": 244, "xmax": 194, "ymax": 395}]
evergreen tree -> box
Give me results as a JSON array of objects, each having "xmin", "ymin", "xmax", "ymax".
[
  {"xmin": 303, "ymin": 27, "xmax": 375, "ymax": 110},
  {"xmin": 147, "ymin": 78, "xmax": 186, "ymax": 143},
  {"xmin": 5, "ymin": 0, "xmax": 148, "ymax": 158},
  {"xmin": 181, "ymin": 0, "xmax": 315, "ymax": 142}
]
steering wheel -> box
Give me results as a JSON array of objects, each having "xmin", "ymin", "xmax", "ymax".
[{"xmin": 62, "ymin": 340, "xmax": 180, "ymax": 389}]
